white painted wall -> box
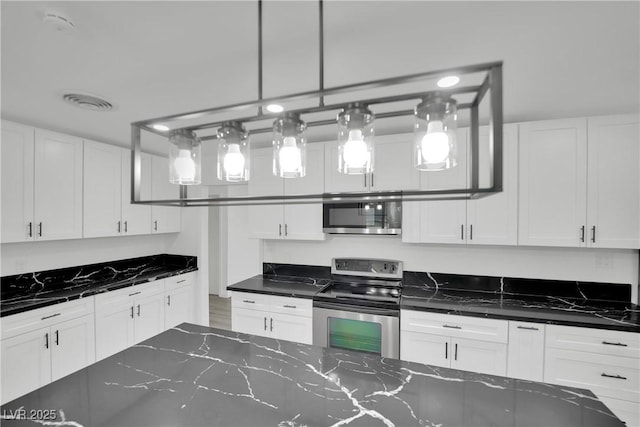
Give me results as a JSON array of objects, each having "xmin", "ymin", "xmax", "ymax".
[{"xmin": 263, "ymin": 235, "xmax": 640, "ymax": 303}]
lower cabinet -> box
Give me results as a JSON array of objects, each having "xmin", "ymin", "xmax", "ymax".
[
  {"xmin": 164, "ymin": 273, "xmax": 195, "ymax": 329},
  {"xmin": 230, "ymin": 292, "xmax": 313, "ymax": 345},
  {"xmin": 400, "ymin": 310, "xmax": 508, "ymax": 376},
  {"xmin": 0, "ymin": 299, "xmax": 95, "ymax": 404},
  {"xmin": 506, "ymin": 321, "xmax": 545, "ymax": 381},
  {"xmin": 95, "ymin": 281, "xmax": 165, "ymax": 361}
]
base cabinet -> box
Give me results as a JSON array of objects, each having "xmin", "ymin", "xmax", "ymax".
[
  {"xmin": 507, "ymin": 321, "xmax": 545, "ymax": 381},
  {"xmin": 164, "ymin": 273, "xmax": 195, "ymax": 329}
]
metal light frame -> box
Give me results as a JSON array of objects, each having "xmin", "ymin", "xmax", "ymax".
[{"xmin": 130, "ymin": 2, "xmax": 503, "ymax": 207}]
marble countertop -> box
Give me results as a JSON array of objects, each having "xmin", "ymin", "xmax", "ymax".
[
  {"xmin": 0, "ymin": 254, "xmax": 197, "ymax": 317},
  {"xmin": 0, "ymin": 323, "xmax": 623, "ymax": 427},
  {"xmin": 227, "ymin": 274, "xmax": 330, "ymax": 299}
]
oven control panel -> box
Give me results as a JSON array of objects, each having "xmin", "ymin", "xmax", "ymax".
[{"xmin": 332, "ymin": 258, "xmax": 403, "ymax": 279}]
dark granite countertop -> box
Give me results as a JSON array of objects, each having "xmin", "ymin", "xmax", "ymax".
[
  {"xmin": 227, "ymin": 263, "xmax": 331, "ymax": 299},
  {"xmin": 0, "ymin": 323, "xmax": 623, "ymax": 427},
  {"xmin": 0, "ymin": 254, "xmax": 197, "ymax": 317}
]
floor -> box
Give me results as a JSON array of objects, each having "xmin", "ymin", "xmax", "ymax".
[{"xmin": 209, "ymin": 294, "xmax": 231, "ymax": 330}]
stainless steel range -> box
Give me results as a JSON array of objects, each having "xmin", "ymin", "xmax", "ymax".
[{"xmin": 313, "ymin": 258, "xmax": 402, "ymax": 359}]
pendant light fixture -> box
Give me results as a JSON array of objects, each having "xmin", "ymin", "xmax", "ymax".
[
  {"xmin": 217, "ymin": 121, "xmax": 250, "ymax": 182},
  {"xmin": 337, "ymin": 103, "xmax": 375, "ymax": 175},
  {"xmin": 273, "ymin": 113, "xmax": 307, "ymax": 178},
  {"xmin": 414, "ymin": 93, "xmax": 458, "ymax": 171},
  {"xmin": 168, "ymin": 129, "xmax": 201, "ymax": 185}
]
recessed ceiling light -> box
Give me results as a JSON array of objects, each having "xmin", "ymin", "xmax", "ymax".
[
  {"xmin": 266, "ymin": 104, "xmax": 284, "ymax": 113},
  {"xmin": 437, "ymin": 76, "xmax": 460, "ymax": 88},
  {"xmin": 152, "ymin": 124, "xmax": 170, "ymax": 132}
]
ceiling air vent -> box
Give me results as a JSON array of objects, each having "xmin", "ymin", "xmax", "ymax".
[{"xmin": 62, "ymin": 93, "xmax": 115, "ymax": 112}]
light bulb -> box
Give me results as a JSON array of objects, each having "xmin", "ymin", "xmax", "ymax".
[
  {"xmin": 279, "ymin": 136, "xmax": 301, "ymax": 173},
  {"xmin": 420, "ymin": 120, "xmax": 450, "ymax": 164},
  {"xmin": 343, "ymin": 129, "xmax": 368, "ymax": 168},
  {"xmin": 173, "ymin": 149, "xmax": 196, "ymax": 181},
  {"xmin": 223, "ymin": 144, "xmax": 245, "ymax": 176}
]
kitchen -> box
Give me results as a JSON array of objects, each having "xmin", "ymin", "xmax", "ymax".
[{"xmin": 1, "ymin": 1, "xmax": 639, "ymax": 426}]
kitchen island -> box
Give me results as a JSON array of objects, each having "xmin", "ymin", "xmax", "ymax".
[{"xmin": 0, "ymin": 323, "xmax": 623, "ymax": 426}]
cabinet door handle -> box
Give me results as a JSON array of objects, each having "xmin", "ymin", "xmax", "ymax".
[
  {"xmin": 45, "ymin": 332, "xmax": 49, "ymax": 349},
  {"xmin": 591, "ymin": 226, "xmax": 596, "ymax": 243},
  {"xmin": 601, "ymin": 373, "xmax": 627, "ymax": 380},
  {"xmin": 38, "ymin": 222, "xmax": 43, "ymax": 237},
  {"xmin": 270, "ymin": 318, "xmax": 273, "ymax": 332},
  {"xmin": 469, "ymin": 224, "xmax": 473, "ymax": 240},
  {"xmin": 602, "ymin": 341, "xmax": 627, "ymax": 347},
  {"xmin": 443, "ymin": 324, "xmax": 462, "ymax": 330},
  {"xmin": 130, "ymin": 306, "xmax": 135, "ymax": 318},
  {"xmin": 154, "ymin": 220, "xmax": 158, "ymax": 231},
  {"xmin": 364, "ymin": 174, "xmax": 367, "ymax": 188},
  {"xmin": 580, "ymin": 225, "xmax": 585, "ymax": 242},
  {"xmin": 28, "ymin": 222, "xmax": 33, "ymax": 237},
  {"xmin": 117, "ymin": 221, "xmax": 121, "ymax": 233},
  {"xmin": 124, "ymin": 221, "xmax": 128, "ymax": 233},
  {"xmin": 167, "ymin": 295, "xmax": 171, "ymax": 306},
  {"xmin": 460, "ymin": 224, "xmax": 464, "ymax": 240},
  {"xmin": 454, "ymin": 343, "xmax": 458, "ymax": 361},
  {"xmin": 445, "ymin": 342, "xmax": 448, "ymax": 359},
  {"xmin": 243, "ymin": 300, "xmax": 255, "ymax": 304},
  {"xmin": 55, "ymin": 330, "xmax": 59, "ymax": 346},
  {"xmin": 284, "ymin": 224, "xmax": 288, "ymax": 236},
  {"xmin": 517, "ymin": 326, "xmax": 539, "ymax": 331},
  {"xmin": 264, "ymin": 317, "xmax": 267, "ymax": 331},
  {"xmin": 278, "ymin": 224, "xmax": 282, "ymax": 236},
  {"xmin": 137, "ymin": 304, "xmax": 141, "ymax": 317},
  {"xmin": 283, "ymin": 305, "xmax": 297, "ymax": 309},
  {"xmin": 371, "ymin": 173, "xmax": 374, "ymax": 188}
]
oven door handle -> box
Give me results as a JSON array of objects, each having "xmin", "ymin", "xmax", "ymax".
[{"xmin": 313, "ymin": 301, "xmax": 399, "ymax": 317}]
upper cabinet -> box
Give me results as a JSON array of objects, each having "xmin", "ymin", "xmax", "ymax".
[
  {"xmin": 150, "ymin": 154, "xmax": 181, "ymax": 234},
  {"xmin": 121, "ymin": 152, "xmax": 152, "ymax": 236},
  {"xmin": 324, "ymin": 135, "xmax": 419, "ymax": 193},
  {"xmin": 1, "ymin": 122, "xmax": 83, "ymax": 243},
  {"xmin": 248, "ymin": 144, "xmax": 325, "ymax": 240},
  {"xmin": 519, "ymin": 116, "xmax": 639, "ymax": 248}
]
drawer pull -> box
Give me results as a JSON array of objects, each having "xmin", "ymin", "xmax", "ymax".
[
  {"xmin": 129, "ymin": 291, "xmax": 141, "ymax": 297},
  {"xmin": 41, "ymin": 313, "xmax": 61, "ymax": 320},
  {"xmin": 443, "ymin": 324, "xmax": 461, "ymax": 330},
  {"xmin": 283, "ymin": 305, "xmax": 297, "ymax": 309},
  {"xmin": 243, "ymin": 300, "xmax": 255, "ymax": 304},
  {"xmin": 177, "ymin": 279, "xmax": 186, "ymax": 284},
  {"xmin": 601, "ymin": 373, "xmax": 627, "ymax": 380},
  {"xmin": 602, "ymin": 341, "xmax": 628, "ymax": 347},
  {"xmin": 517, "ymin": 326, "xmax": 539, "ymax": 331}
]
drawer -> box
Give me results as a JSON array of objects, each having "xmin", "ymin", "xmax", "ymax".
[
  {"xmin": 546, "ymin": 324, "xmax": 640, "ymax": 358},
  {"xmin": 231, "ymin": 292, "xmax": 270, "ymax": 312},
  {"xmin": 544, "ymin": 347, "xmax": 640, "ymax": 403},
  {"xmin": 269, "ymin": 296, "xmax": 312, "ymax": 318},
  {"xmin": 165, "ymin": 272, "xmax": 195, "ymax": 291},
  {"xmin": 95, "ymin": 280, "xmax": 165, "ymax": 304},
  {"xmin": 1, "ymin": 297, "xmax": 94, "ymax": 340},
  {"xmin": 400, "ymin": 310, "xmax": 508, "ymax": 344}
]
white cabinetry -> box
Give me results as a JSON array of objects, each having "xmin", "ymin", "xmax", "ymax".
[
  {"xmin": 164, "ymin": 272, "xmax": 195, "ymax": 329},
  {"xmin": 121, "ymin": 151, "xmax": 152, "ymax": 235},
  {"xmin": 231, "ymin": 292, "xmax": 313, "ymax": 345},
  {"xmin": 95, "ymin": 281, "xmax": 165, "ymax": 361},
  {"xmin": 507, "ymin": 321, "xmax": 545, "ymax": 381},
  {"xmin": 400, "ymin": 310, "xmax": 508, "ymax": 376},
  {"xmin": 544, "ymin": 324, "xmax": 640, "ymax": 427},
  {"xmin": 150, "ymin": 154, "xmax": 181, "ymax": 233},
  {"xmin": 248, "ymin": 145, "xmax": 325, "ymax": 240},
  {"xmin": 0, "ymin": 298, "xmax": 95, "ymax": 404},
  {"xmin": 519, "ymin": 115, "xmax": 639, "ymax": 248},
  {"xmin": 324, "ymin": 135, "xmax": 419, "ymax": 193}
]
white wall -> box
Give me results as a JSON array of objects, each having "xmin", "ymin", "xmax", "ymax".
[{"xmin": 263, "ymin": 235, "xmax": 640, "ymax": 303}]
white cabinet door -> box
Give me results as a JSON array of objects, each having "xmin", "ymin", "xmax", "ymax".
[
  {"xmin": 507, "ymin": 321, "xmax": 545, "ymax": 382},
  {"xmin": 150, "ymin": 154, "xmax": 181, "ymax": 233},
  {"xmin": 232, "ymin": 307, "xmax": 270, "ymax": 338},
  {"xmin": 324, "ymin": 142, "xmax": 368, "ymax": 193},
  {"xmin": 370, "ymin": 135, "xmax": 419, "ymax": 191},
  {"xmin": 400, "ymin": 330, "xmax": 450, "ymax": 368},
  {"xmin": 248, "ymin": 148, "xmax": 285, "ymax": 239},
  {"xmin": 165, "ymin": 285, "xmax": 194, "ymax": 329},
  {"xmin": 50, "ymin": 315, "xmax": 95, "ymax": 382},
  {"xmin": 587, "ymin": 115, "xmax": 640, "ymax": 249},
  {"xmin": 451, "ymin": 338, "xmax": 507, "ymax": 376},
  {"xmin": 34, "ymin": 129, "xmax": 83, "ymax": 240},
  {"xmin": 518, "ymin": 119, "xmax": 588, "ymax": 247},
  {"xmin": 1, "ymin": 120, "xmax": 34, "ymax": 243},
  {"xmin": 121, "ymin": 151, "xmax": 152, "ymax": 236},
  {"xmin": 83, "ymin": 141, "xmax": 122, "ymax": 238},
  {"xmin": 134, "ymin": 290, "xmax": 166, "ymax": 344},
  {"xmin": 0, "ymin": 328, "xmax": 50, "ymax": 404},
  {"xmin": 271, "ymin": 312, "xmax": 313, "ymax": 345},
  {"xmin": 418, "ymin": 129, "xmax": 468, "ymax": 244},
  {"xmin": 95, "ymin": 293, "xmax": 136, "ymax": 361},
  {"xmin": 466, "ymin": 124, "xmax": 518, "ymax": 245}
]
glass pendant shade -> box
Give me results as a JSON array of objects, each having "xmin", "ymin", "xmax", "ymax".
[
  {"xmin": 217, "ymin": 121, "xmax": 250, "ymax": 182},
  {"xmin": 414, "ymin": 93, "xmax": 458, "ymax": 171},
  {"xmin": 272, "ymin": 113, "xmax": 307, "ymax": 178},
  {"xmin": 337, "ymin": 103, "xmax": 374, "ymax": 175},
  {"xmin": 168, "ymin": 129, "xmax": 201, "ymax": 185}
]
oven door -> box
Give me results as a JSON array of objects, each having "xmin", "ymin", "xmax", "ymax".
[{"xmin": 313, "ymin": 302, "xmax": 399, "ymax": 359}]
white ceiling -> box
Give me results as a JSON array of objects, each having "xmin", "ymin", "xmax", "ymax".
[{"xmin": 2, "ymin": 1, "xmax": 639, "ymax": 153}]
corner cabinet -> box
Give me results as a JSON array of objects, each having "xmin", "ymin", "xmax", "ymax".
[
  {"xmin": 248, "ymin": 145, "xmax": 325, "ymax": 240},
  {"xmin": 150, "ymin": 154, "xmax": 181, "ymax": 234}
]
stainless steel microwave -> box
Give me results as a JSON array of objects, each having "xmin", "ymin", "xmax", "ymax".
[{"xmin": 322, "ymin": 201, "xmax": 402, "ymax": 235}]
